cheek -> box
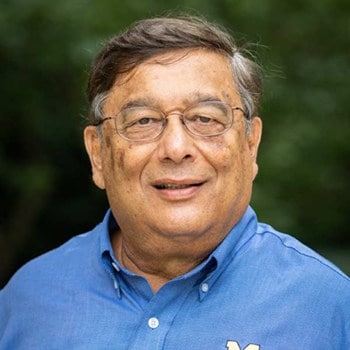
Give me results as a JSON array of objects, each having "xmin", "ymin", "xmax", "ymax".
[
  {"xmin": 104, "ymin": 133, "xmax": 132, "ymax": 171},
  {"xmin": 102, "ymin": 141, "xmax": 135, "ymax": 202},
  {"xmin": 203, "ymin": 135, "xmax": 242, "ymax": 171},
  {"xmin": 102, "ymin": 136, "xmax": 124, "ymax": 181},
  {"xmin": 203, "ymin": 132, "xmax": 252, "ymax": 188},
  {"xmin": 117, "ymin": 149, "xmax": 125, "ymax": 169},
  {"xmin": 104, "ymin": 136, "xmax": 115, "ymax": 170},
  {"xmin": 103, "ymin": 138, "xmax": 154, "ymax": 184}
]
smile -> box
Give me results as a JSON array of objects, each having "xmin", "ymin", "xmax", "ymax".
[
  {"xmin": 152, "ymin": 179, "xmax": 206, "ymax": 200},
  {"xmin": 155, "ymin": 183, "xmax": 202, "ymax": 190}
]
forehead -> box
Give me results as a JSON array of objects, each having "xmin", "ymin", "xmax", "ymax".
[{"xmin": 105, "ymin": 49, "xmax": 240, "ymax": 112}]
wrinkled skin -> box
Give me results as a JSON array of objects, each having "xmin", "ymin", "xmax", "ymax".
[{"xmin": 84, "ymin": 49, "xmax": 262, "ymax": 291}]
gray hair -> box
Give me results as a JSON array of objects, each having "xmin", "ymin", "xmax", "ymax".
[{"xmin": 87, "ymin": 16, "xmax": 262, "ymax": 130}]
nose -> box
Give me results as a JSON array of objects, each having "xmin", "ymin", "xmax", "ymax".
[{"xmin": 156, "ymin": 114, "xmax": 196, "ymax": 164}]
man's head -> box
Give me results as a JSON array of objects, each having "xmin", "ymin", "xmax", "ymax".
[
  {"xmin": 87, "ymin": 16, "xmax": 262, "ymax": 126},
  {"xmin": 84, "ymin": 16, "xmax": 262, "ymax": 253}
]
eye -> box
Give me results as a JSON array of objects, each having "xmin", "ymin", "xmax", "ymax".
[
  {"xmin": 129, "ymin": 116, "xmax": 162, "ymax": 128},
  {"xmin": 185, "ymin": 103, "xmax": 229, "ymax": 126},
  {"xmin": 116, "ymin": 107, "xmax": 164, "ymax": 140},
  {"xmin": 120, "ymin": 108, "xmax": 162, "ymax": 129},
  {"xmin": 184, "ymin": 103, "xmax": 231, "ymax": 136},
  {"xmin": 136, "ymin": 117, "xmax": 153, "ymax": 125},
  {"xmin": 195, "ymin": 115, "xmax": 214, "ymax": 124},
  {"xmin": 186, "ymin": 113, "xmax": 209, "ymax": 122},
  {"xmin": 189, "ymin": 114, "xmax": 220, "ymax": 125}
]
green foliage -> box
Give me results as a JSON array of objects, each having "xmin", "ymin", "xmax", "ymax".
[{"xmin": 1, "ymin": 0, "xmax": 349, "ymax": 285}]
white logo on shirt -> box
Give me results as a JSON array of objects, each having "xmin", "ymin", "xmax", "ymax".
[{"xmin": 226, "ymin": 340, "xmax": 260, "ymax": 350}]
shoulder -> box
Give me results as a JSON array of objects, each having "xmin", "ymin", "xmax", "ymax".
[
  {"xmin": 225, "ymin": 221, "xmax": 350, "ymax": 338},
  {"xmin": 0, "ymin": 223, "xmax": 105, "ymax": 332},
  {"xmin": 1, "ymin": 223, "xmax": 103, "ymax": 296},
  {"xmin": 253, "ymin": 222, "xmax": 350, "ymax": 291},
  {"xmin": 0, "ymin": 220, "xmax": 112, "ymax": 348}
]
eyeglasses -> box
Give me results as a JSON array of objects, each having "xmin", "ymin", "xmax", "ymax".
[{"xmin": 94, "ymin": 101, "xmax": 246, "ymax": 142}]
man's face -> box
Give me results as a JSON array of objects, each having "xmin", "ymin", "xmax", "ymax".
[{"xmin": 85, "ymin": 49, "xmax": 262, "ymax": 245}]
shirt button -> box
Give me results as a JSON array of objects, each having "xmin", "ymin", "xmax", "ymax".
[
  {"xmin": 148, "ymin": 317, "xmax": 160, "ymax": 329},
  {"xmin": 201, "ymin": 283, "xmax": 209, "ymax": 293}
]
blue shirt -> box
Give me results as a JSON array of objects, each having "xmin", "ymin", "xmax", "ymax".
[{"xmin": 1, "ymin": 207, "xmax": 349, "ymax": 350}]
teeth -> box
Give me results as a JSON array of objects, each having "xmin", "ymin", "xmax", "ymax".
[{"xmin": 157, "ymin": 184, "xmax": 193, "ymax": 190}]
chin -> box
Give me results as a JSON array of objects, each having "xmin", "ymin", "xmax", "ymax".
[{"xmin": 153, "ymin": 216, "xmax": 212, "ymax": 240}]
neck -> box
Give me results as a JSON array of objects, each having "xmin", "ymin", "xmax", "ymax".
[{"xmin": 111, "ymin": 230, "xmax": 216, "ymax": 293}]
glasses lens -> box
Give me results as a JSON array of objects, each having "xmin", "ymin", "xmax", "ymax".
[
  {"xmin": 116, "ymin": 107, "xmax": 164, "ymax": 140},
  {"xmin": 184, "ymin": 102, "xmax": 232, "ymax": 136}
]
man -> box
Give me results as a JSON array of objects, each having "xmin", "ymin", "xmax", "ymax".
[{"xmin": 1, "ymin": 16, "xmax": 349, "ymax": 350}]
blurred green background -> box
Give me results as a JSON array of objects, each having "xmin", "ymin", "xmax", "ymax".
[{"xmin": 1, "ymin": 0, "xmax": 349, "ymax": 287}]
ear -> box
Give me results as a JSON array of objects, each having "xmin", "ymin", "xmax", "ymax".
[
  {"xmin": 247, "ymin": 117, "xmax": 262, "ymax": 180},
  {"xmin": 84, "ymin": 126, "xmax": 106, "ymax": 189}
]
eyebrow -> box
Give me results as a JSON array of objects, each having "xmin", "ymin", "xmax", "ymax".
[
  {"xmin": 120, "ymin": 98, "xmax": 155, "ymax": 110},
  {"xmin": 119, "ymin": 92, "xmax": 224, "ymax": 111}
]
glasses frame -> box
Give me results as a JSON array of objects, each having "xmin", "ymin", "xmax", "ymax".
[{"xmin": 93, "ymin": 101, "xmax": 247, "ymax": 142}]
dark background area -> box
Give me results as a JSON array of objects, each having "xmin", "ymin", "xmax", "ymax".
[{"xmin": 1, "ymin": 0, "xmax": 349, "ymax": 287}]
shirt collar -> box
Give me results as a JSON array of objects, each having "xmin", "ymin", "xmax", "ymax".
[
  {"xmin": 195, "ymin": 206, "xmax": 257, "ymax": 300},
  {"xmin": 98, "ymin": 206, "xmax": 258, "ymax": 298},
  {"xmin": 99, "ymin": 209, "xmax": 118, "ymax": 260},
  {"xmin": 208, "ymin": 205, "xmax": 258, "ymax": 269}
]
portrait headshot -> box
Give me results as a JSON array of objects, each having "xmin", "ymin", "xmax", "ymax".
[{"xmin": 1, "ymin": 3, "xmax": 349, "ymax": 350}]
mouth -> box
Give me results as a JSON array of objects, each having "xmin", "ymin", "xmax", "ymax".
[
  {"xmin": 154, "ymin": 183, "xmax": 203, "ymax": 190},
  {"xmin": 151, "ymin": 179, "xmax": 206, "ymax": 200}
]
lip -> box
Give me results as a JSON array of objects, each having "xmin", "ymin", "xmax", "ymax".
[{"xmin": 151, "ymin": 178, "xmax": 206, "ymax": 200}]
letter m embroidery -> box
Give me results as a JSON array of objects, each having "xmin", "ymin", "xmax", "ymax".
[{"xmin": 226, "ymin": 340, "xmax": 260, "ymax": 350}]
